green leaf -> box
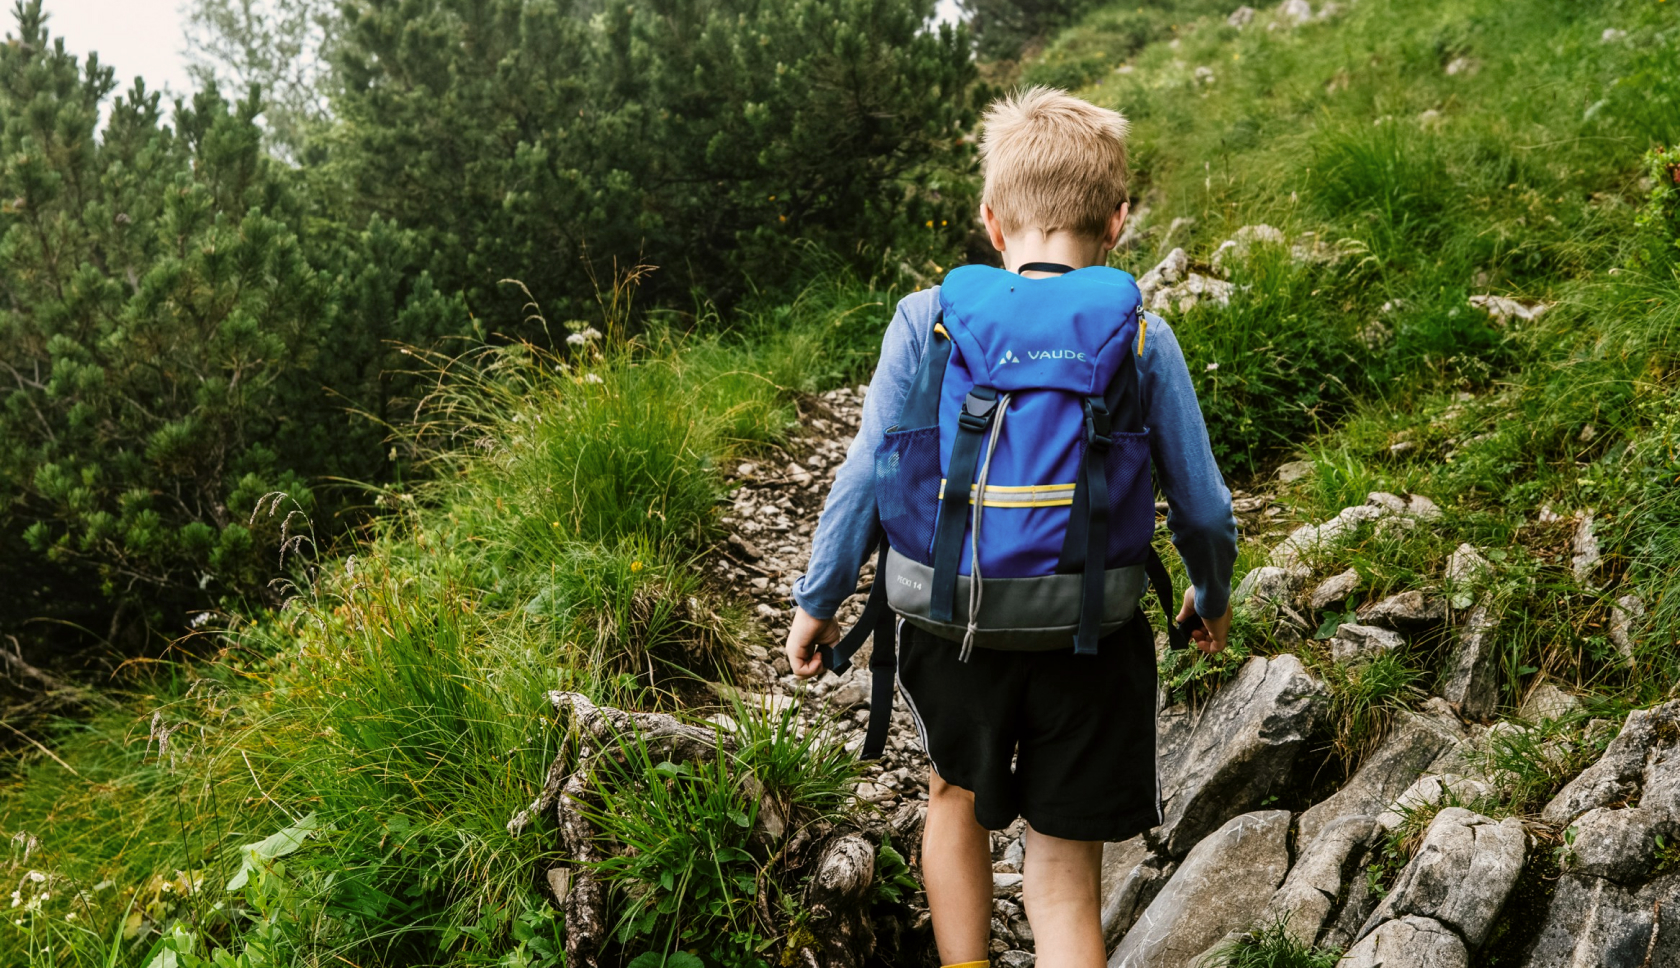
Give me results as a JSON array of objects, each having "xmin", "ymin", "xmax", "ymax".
[
  {"xmin": 1314, "ymin": 612, "xmax": 1345, "ymax": 640},
  {"xmin": 227, "ymin": 812, "xmax": 327, "ymax": 891},
  {"xmin": 652, "ymin": 761, "xmax": 690, "ymax": 779},
  {"xmin": 726, "ymin": 809, "xmax": 751, "ymax": 828},
  {"xmin": 627, "ymin": 953, "xmax": 703, "ymax": 968}
]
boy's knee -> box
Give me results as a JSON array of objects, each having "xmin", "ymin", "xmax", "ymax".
[{"xmin": 928, "ymin": 770, "xmax": 973, "ymax": 804}]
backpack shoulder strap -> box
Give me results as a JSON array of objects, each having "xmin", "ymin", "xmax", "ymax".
[{"xmin": 896, "ymin": 313, "xmax": 953, "ymax": 430}]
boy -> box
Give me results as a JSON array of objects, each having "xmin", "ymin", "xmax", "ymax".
[{"xmin": 785, "ymin": 88, "xmax": 1237, "ymax": 968}]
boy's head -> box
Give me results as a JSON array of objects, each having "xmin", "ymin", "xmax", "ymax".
[{"xmin": 979, "ymin": 87, "xmax": 1130, "ymax": 242}]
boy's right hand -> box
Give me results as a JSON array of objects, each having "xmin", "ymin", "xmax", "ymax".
[
  {"xmin": 785, "ymin": 607, "xmax": 839, "ymax": 678},
  {"xmin": 1178, "ymin": 588, "xmax": 1233, "ymax": 655}
]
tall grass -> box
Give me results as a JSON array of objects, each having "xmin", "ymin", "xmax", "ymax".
[
  {"xmin": 0, "ymin": 270, "xmax": 898, "ymax": 968},
  {"xmin": 1055, "ymin": 0, "xmax": 1680, "ymax": 751}
]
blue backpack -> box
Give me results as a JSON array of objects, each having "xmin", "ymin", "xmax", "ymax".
[{"xmin": 823, "ymin": 263, "xmax": 1191, "ymax": 758}]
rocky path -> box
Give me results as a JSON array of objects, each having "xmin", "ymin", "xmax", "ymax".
[
  {"xmin": 685, "ymin": 372, "xmax": 1680, "ymax": 968},
  {"xmin": 706, "ymin": 384, "xmax": 1297, "ymax": 966}
]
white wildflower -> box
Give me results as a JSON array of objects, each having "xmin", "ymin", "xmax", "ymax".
[
  {"xmin": 583, "ymin": 373, "xmax": 604, "ymax": 385},
  {"xmin": 1206, "ymin": 362, "xmax": 1220, "ymax": 372}
]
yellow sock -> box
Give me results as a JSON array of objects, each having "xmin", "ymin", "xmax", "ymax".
[{"xmin": 942, "ymin": 962, "xmax": 989, "ymax": 968}]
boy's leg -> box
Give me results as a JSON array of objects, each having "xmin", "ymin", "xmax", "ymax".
[
  {"xmin": 923, "ymin": 769, "xmax": 994, "ymax": 964},
  {"xmin": 1020, "ymin": 825, "xmax": 1105, "ymax": 968}
]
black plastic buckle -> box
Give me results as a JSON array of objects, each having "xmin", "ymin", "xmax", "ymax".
[
  {"xmin": 959, "ymin": 390, "xmax": 998, "ymax": 432},
  {"xmin": 1084, "ymin": 399, "xmax": 1112, "ymax": 450}
]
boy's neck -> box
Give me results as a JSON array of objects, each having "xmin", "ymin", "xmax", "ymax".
[{"xmin": 999, "ymin": 228, "xmax": 1110, "ymax": 278}]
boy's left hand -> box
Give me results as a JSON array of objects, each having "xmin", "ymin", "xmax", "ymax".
[
  {"xmin": 785, "ymin": 607, "xmax": 839, "ymax": 678},
  {"xmin": 1178, "ymin": 588, "xmax": 1232, "ymax": 655}
]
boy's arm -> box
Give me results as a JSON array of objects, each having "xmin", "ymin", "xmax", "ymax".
[
  {"xmin": 1136, "ymin": 312, "xmax": 1239, "ymax": 642},
  {"xmin": 786, "ymin": 292, "xmax": 933, "ymax": 673}
]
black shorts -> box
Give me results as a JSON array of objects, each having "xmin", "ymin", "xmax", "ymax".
[{"xmin": 896, "ymin": 614, "xmax": 1162, "ymax": 843}]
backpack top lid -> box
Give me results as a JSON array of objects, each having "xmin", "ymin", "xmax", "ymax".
[{"xmin": 938, "ymin": 264, "xmax": 1143, "ymax": 396}]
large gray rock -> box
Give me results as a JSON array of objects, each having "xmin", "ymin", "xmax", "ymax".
[
  {"xmin": 1156, "ymin": 656, "xmax": 1327, "ymax": 856},
  {"xmin": 1521, "ymin": 872, "xmax": 1680, "ymax": 968},
  {"xmin": 1445, "ymin": 544, "xmax": 1492, "ymax": 593},
  {"xmin": 1374, "ymin": 774, "xmax": 1492, "ymax": 832},
  {"xmin": 1100, "ymin": 837, "xmax": 1176, "ymax": 949},
  {"xmin": 1518, "ymin": 683, "xmax": 1581, "ymax": 722},
  {"xmin": 1564, "ymin": 806, "xmax": 1678, "ymax": 884},
  {"xmin": 1108, "ymin": 811, "xmax": 1292, "ymax": 968},
  {"xmin": 1262, "ymin": 814, "xmax": 1379, "ymax": 945},
  {"xmin": 1309, "ymin": 568, "xmax": 1361, "ymax": 610},
  {"xmin": 1542, "ymin": 700, "xmax": 1680, "ymax": 826},
  {"xmin": 1357, "ymin": 807, "xmax": 1526, "ymax": 948},
  {"xmin": 1319, "ymin": 868, "xmax": 1379, "ymax": 952},
  {"xmin": 1330, "ymin": 623, "xmax": 1405, "ymax": 663},
  {"xmin": 1358, "ymin": 591, "xmax": 1446, "ymax": 629},
  {"xmin": 1338, "ymin": 916, "xmax": 1467, "ymax": 968},
  {"xmin": 1438, "ymin": 605, "xmax": 1500, "ymax": 721},
  {"xmin": 1234, "ymin": 565, "xmax": 1310, "ymax": 604},
  {"xmin": 1271, "ymin": 505, "xmax": 1387, "ymax": 569},
  {"xmin": 1298, "ymin": 708, "xmax": 1466, "ymax": 847}
]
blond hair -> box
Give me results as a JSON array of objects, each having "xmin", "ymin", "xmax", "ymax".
[{"xmin": 979, "ymin": 87, "xmax": 1130, "ymax": 238}]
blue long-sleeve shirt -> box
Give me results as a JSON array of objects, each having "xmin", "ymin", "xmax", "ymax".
[{"xmin": 792, "ymin": 285, "xmax": 1238, "ymax": 622}]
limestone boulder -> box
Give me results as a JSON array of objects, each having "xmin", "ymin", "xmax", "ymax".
[
  {"xmin": 1357, "ymin": 807, "xmax": 1526, "ymax": 949},
  {"xmin": 1107, "ymin": 811, "xmax": 1292, "ymax": 968},
  {"xmin": 1156, "ymin": 655, "xmax": 1327, "ymax": 856},
  {"xmin": 1270, "ymin": 505, "xmax": 1387, "ymax": 569},
  {"xmin": 1518, "ymin": 683, "xmax": 1581, "ymax": 722},
  {"xmin": 1298, "ymin": 708, "xmax": 1466, "ymax": 846},
  {"xmin": 1330, "ymin": 623, "xmax": 1404, "ymax": 664},
  {"xmin": 1520, "ymin": 872, "xmax": 1680, "ymax": 968},
  {"xmin": 1358, "ymin": 591, "xmax": 1446, "ymax": 629},
  {"xmin": 1261, "ymin": 814, "xmax": 1380, "ymax": 945},
  {"xmin": 1099, "ymin": 837, "xmax": 1176, "ymax": 949},
  {"xmin": 1444, "ymin": 544, "xmax": 1491, "ymax": 605},
  {"xmin": 1136, "ymin": 248, "xmax": 1188, "ymax": 305},
  {"xmin": 1374, "ymin": 774, "xmax": 1492, "ymax": 832},
  {"xmin": 1542, "ymin": 699, "xmax": 1680, "ymax": 826},
  {"xmin": 1563, "ymin": 806, "xmax": 1678, "ymax": 885},
  {"xmin": 1309, "ymin": 568, "xmax": 1361, "ymax": 610},
  {"xmin": 1318, "ymin": 871, "xmax": 1379, "ymax": 952},
  {"xmin": 1234, "ymin": 565, "xmax": 1310, "ymax": 605},
  {"xmin": 1438, "ymin": 605, "xmax": 1500, "ymax": 721},
  {"xmin": 1338, "ymin": 916, "xmax": 1467, "ymax": 968}
]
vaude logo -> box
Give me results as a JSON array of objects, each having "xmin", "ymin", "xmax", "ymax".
[
  {"xmin": 999, "ymin": 348, "xmax": 1087, "ymax": 364},
  {"xmin": 894, "ymin": 573, "xmax": 924, "ymax": 591}
]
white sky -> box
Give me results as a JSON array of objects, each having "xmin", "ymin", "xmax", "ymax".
[
  {"xmin": 33, "ymin": 0, "xmax": 194, "ymax": 97},
  {"xmin": 23, "ymin": 0, "xmax": 964, "ymax": 104}
]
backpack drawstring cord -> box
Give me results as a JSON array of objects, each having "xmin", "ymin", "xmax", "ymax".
[{"xmin": 961, "ymin": 391, "xmax": 1011, "ymax": 662}]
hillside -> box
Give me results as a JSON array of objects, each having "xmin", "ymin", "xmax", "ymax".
[{"xmin": 3, "ymin": 0, "xmax": 1679, "ymax": 965}]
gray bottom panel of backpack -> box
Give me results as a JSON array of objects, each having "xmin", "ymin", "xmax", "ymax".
[{"xmin": 882, "ymin": 547, "xmax": 1148, "ymax": 651}]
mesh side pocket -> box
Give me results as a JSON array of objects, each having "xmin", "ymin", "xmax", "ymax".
[
  {"xmin": 1105, "ymin": 431, "xmax": 1155, "ymax": 565},
  {"xmin": 876, "ymin": 426, "xmax": 942, "ymax": 565}
]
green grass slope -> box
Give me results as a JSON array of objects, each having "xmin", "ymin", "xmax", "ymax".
[
  {"xmin": 0, "ymin": 274, "xmax": 894, "ymax": 968},
  {"xmin": 1076, "ymin": 0, "xmax": 1680, "ymax": 706}
]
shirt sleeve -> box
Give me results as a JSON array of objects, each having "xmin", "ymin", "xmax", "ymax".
[
  {"xmin": 791, "ymin": 290, "xmax": 935, "ymax": 619},
  {"xmin": 1136, "ymin": 312, "xmax": 1239, "ymax": 619}
]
